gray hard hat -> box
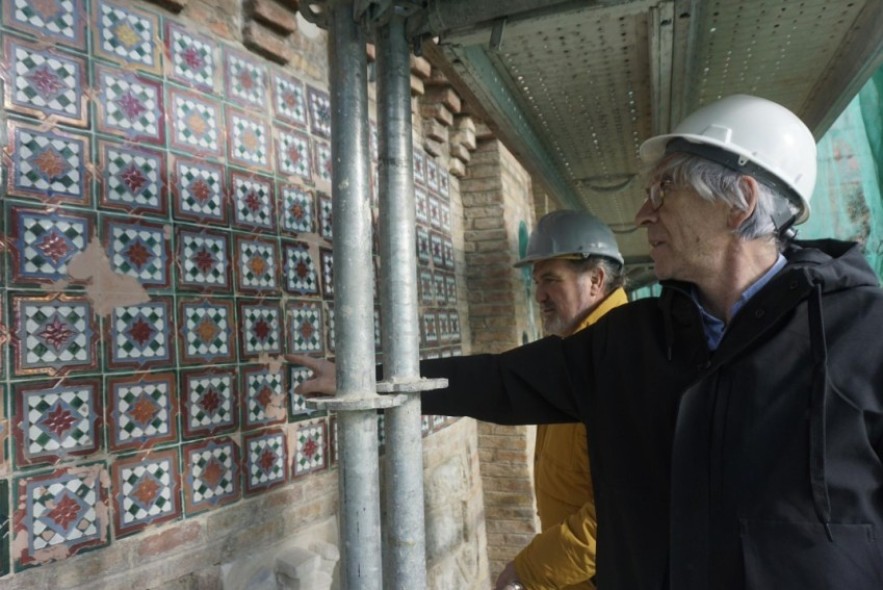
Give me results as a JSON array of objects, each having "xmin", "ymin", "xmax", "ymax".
[{"xmin": 514, "ymin": 210, "xmax": 623, "ymax": 268}]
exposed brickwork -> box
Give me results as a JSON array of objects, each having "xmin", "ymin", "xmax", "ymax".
[
  {"xmin": 243, "ymin": 22, "xmax": 296, "ymax": 64},
  {"xmin": 250, "ymin": 0, "xmax": 298, "ymax": 34}
]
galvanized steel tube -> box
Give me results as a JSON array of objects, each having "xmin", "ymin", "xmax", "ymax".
[
  {"xmin": 376, "ymin": 14, "xmax": 428, "ymax": 589},
  {"xmin": 328, "ymin": 2, "xmax": 383, "ymax": 588}
]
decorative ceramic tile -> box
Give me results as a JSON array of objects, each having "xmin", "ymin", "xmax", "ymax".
[
  {"xmin": 440, "ymin": 201, "xmax": 451, "ymax": 232},
  {"xmin": 244, "ymin": 428, "xmax": 287, "ymax": 495},
  {"xmin": 276, "ymin": 126, "xmax": 312, "ymax": 182},
  {"xmin": 286, "ymin": 301, "xmax": 323, "ymax": 355},
  {"xmin": 227, "ymin": 108, "xmax": 272, "ymax": 172},
  {"xmin": 176, "ymin": 227, "xmax": 231, "ymax": 291},
  {"xmin": 437, "ymin": 311, "xmax": 451, "ymax": 342},
  {"xmin": 171, "ymin": 155, "xmax": 227, "ymax": 224},
  {"xmin": 421, "ymin": 311, "xmax": 438, "ymax": 346},
  {"xmin": 374, "ymin": 307, "xmax": 382, "ymax": 351},
  {"xmin": 438, "ymin": 168, "xmax": 450, "ymax": 198},
  {"xmin": 429, "ymin": 231, "xmax": 444, "ymax": 267},
  {"xmin": 325, "ymin": 305, "xmax": 335, "ymax": 353},
  {"xmin": 238, "ymin": 300, "xmax": 282, "ymax": 358},
  {"xmin": 449, "ymin": 311, "xmax": 461, "ymax": 343},
  {"xmin": 112, "ymin": 448, "xmax": 181, "ymax": 537},
  {"xmin": 12, "ymin": 294, "xmax": 96, "ymax": 376},
  {"xmin": 413, "ymin": 149, "xmax": 425, "ymax": 186},
  {"xmin": 416, "ymin": 226, "xmax": 430, "ymax": 265},
  {"xmin": 182, "ymin": 437, "xmax": 240, "ymax": 515},
  {"xmin": 0, "ymin": 478, "xmax": 7, "ymax": 576},
  {"xmin": 419, "ymin": 269, "xmax": 434, "ymax": 305},
  {"xmin": 428, "ymin": 195, "xmax": 441, "ymax": 229},
  {"xmin": 181, "ymin": 369, "xmax": 238, "ymax": 438},
  {"xmin": 230, "ymin": 171, "xmax": 276, "ymax": 232},
  {"xmin": 319, "ymin": 247, "xmax": 334, "ymax": 299},
  {"xmin": 13, "ymin": 464, "xmax": 109, "ymax": 570},
  {"xmin": 7, "ymin": 121, "xmax": 90, "ymax": 206},
  {"xmin": 272, "ymin": 73, "xmax": 308, "ymax": 128},
  {"xmin": 234, "ymin": 236, "xmax": 279, "ymax": 294},
  {"xmin": 8, "ymin": 205, "xmax": 93, "ymax": 285},
  {"xmin": 224, "ymin": 49, "xmax": 268, "ymax": 111},
  {"xmin": 279, "ymin": 184, "xmax": 314, "ymax": 235},
  {"xmin": 282, "ymin": 241, "xmax": 319, "ymax": 296},
  {"xmin": 415, "ymin": 187, "xmax": 429, "ymax": 225},
  {"xmin": 376, "ymin": 413, "xmax": 385, "ymax": 451},
  {"xmin": 312, "ymin": 139, "xmax": 332, "ymax": 185},
  {"xmin": 0, "ymin": 386, "xmax": 7, "ymax": 476},
  {"xmin": 104, "ymin": 217, "xmax": 170, "ymax": 288},
  {"xmin": 178, "ymin": 298, "xmax": 236, "ymax": 365},
  {"xmin": 2, "ymin": 0, "xmax": 88, "ymax": 50},
  {"xmin": 307, "ymin": 86, "xmax": 331, "ymax": 138},
  {"xmin": 426, "ymin": 157, "xmax": 439, "ymax": 192},
  {"xmin": 13, "ymin": 379, "xmax": 102, "ymax": 468},
  {"xmin": 107, "ymin": 372, "xmax": 177, "ymax": 452},
  {"xmin": 288, "ymin": 364, "xmax": 320, "ymax": 419},
  {"xmin": 443, "ymin": 237, "xmax": 455, "ymax": 270},
  {"xmin": 329, "ymin": 415, "xmax": 338, "ymax": 466},
  {"xmin": 318, "ymin": 192, "xmax": 333, "ymax": 241},
  {"xmin": 242, "ymin": 365, "xmax": 287, "ymax": 429},
  {"xmin": 433, "ymin": 272, "xmax": 447, "ymax": 305},
  {"xmin": 95, "ymin": 65, "xmax": 164, "ymax": 145},
  {"xmin": 168, "ymin": 87, "xmax": 224, "ymax": 158},
  {"xmin": 98, "ymin": 140, "xmax": 167, "ymax": 216},
  {"xmin": 292, "ymin": 419, "xmax": 327, "ymax": 477},
  {"xmin": 3, "ymin": 36, "xmax": 88, "ymax": 127},
  {"xmin": 433, "ymin": 413, "xmax": 446, "ymax": 431},
  {"xmin": 107, "ymin": 298, "xmax": 173, "ymax": 370},
  {"xmin": 92, "ymin": 0, "xmax": 162, "ymax": 74},
  {"xmin": 165, "ymin": 21, "xmax": 218, "ymax": 93},
  {"xmin": 421, "ymin": 414, "xmax": 432, "ymax": 436}
]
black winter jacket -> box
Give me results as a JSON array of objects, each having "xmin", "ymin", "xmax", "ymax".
[{"xmin": 421, "ymin": 240, "xmax": 883, "ymax": 590}]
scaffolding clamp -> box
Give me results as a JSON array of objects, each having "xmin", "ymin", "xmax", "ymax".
[{"xmin": 376, "ymin": 377, "xmax": 449, "ymax": 394}]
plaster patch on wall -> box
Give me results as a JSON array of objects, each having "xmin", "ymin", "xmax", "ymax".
[{"xmin": 67, "ymin": 236, "xmax": 150, "ymax": 316}]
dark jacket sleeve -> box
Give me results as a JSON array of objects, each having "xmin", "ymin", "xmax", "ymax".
[{"xmin": 419, "ymin": 333, "xmax": 594, "ymax": 425}]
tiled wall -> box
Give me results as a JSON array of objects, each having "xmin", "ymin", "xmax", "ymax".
[{"xmin": 0, "ymin": 0, "xmax": 462, "ymax": 578}]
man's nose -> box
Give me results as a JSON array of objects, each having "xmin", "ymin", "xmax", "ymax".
[{"xmin": 634, "ymin": 198, "xmax": 657, "ymax": 227}]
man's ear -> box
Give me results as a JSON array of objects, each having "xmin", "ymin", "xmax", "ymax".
[
  {"xmin": 589, "ymin": 265, "xmax": 605, "ymax": 295},
  {"xmin": 729, "ymin": 176, "xmax": 759, "ymax": 229}
]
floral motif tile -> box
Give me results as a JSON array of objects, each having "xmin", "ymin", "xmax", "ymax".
[
  {"xmin": 445, "ymin": 273, "xmax": 458, "ymax": 304},
  {"xmin": 244, "ymin": 428, "xmax": 287, "ymax": 495},
  {"xmin": 312, "ymin": 139, "xmax": 333, "ymax": 185},
  {"xmin": 107, "ymin": 299, "xmax": 173, "ymax": 371},
  {"xmin": 111, "ymin": 448, "xmax": 181, "ymax": 537},
  {"xmin": 429, "ymin": 231, "xmax": 444, "ymax": 267},
  {"xmin": 426, "ymin": 157, "xmax": 439, "ymax": 192},
  {"xmin": 182, "ymin": 437, "xmax": 240, "ymax": 515},
  {"xmin": 376, "ymin": 413, "xmax": 385, "ymax": 451},
  {"xmin": 421, "ymin": 311, "xmax": 438, "ymax": 346},
  {"xmin": 307, "ymin": 86, "xmax": 331, "ymax": 138},
  {"xmin": 242, "ymin": 365, "xmax": 287, "ymax": 429},
  {"xmin": 286, "ymin": 300, "xmax": 323, "ymax": 355},
  {"xmin": 319, "ymin": 247, "xmax": 334, "ymax": 299},
  {"xmin": 3, "ymin": 36, "xmax": 88, "ymax": 127},
  {"xmin": 449, "ymin": 311, "xmax": 461, "ymax": 343},
  {"xmin": 443, "ymin": 237, "xmax": 455, "ymax": 270},
  {"xmin": 230, "ymin": 171, "xmax": 276, "ymax": 232},
  {"xmin": 181, "ymin": 369, "xmax": 238, "ymax": 438},
  {"xmin": 104, "ymin": 217, "xmax": 170, "ymax": 288},
  {"xmin": 413, "ymin": 149, "xmax": 426, "ymax": 186},
  {"xmin": 416, "ymin": 226, "xmax": 431, "ymax": 266},
  {"xmin": 171, "ymin": 155, "xmax": 227, "ymax": 224},
  {"xmin": 12, "ymin": 378, "xmax": 102, "ymax": 468},
  {"xmin": 224, "ymin": 49, "xmax": 268, "ymax": 111},
  {"xmin": 107, "ymin": 372, "xmax": 177, "ymax": 452},
  {"xmin": 179, "ymin": 298, "xmax": 236, "ymax": 365},
  {"xmin": 2, "ymin": 0, "xmax": 88, "ymax": 50},
  {"xmin": 292, "ymin": 419, "xmax": 327, "ymax": 478},
  {"xmin": 272, "ymin": 73, "xmax": 308, "ymax": 128},
  {"xmin": 279, "ymin": 184, "xmax": 314, "ymax": 235},
  {"xmin": 433, "ymin": 271, "xmax": 447, "ymax": 305},
  {"xmin": 98, "ymin": 140, "xmax": 167, "ymax": 216},
  {"xmin": 13, "ymin": 464, "xmax": 109, "ymax": 570},
  {"xmin": 168, "ymin": 87, "xmax": 224, "ymax": 158},
  {"xmin": 440, "ymin": 201, "xmax": 451, "ymax": 232},
  {"xmin": 165, "ymin": 21, "xmax": 218, "ymax": 93},
  {"xmin": 12, "ymin": 294, "xmax": 96, "ymax": 376},
  {"xmin": 288, "ymin": 364, "xmax": 321, "ymax": 420},
  {"xmin": 234, "ymin": 235, "xmax": 279, "ymax": 294},
  {"xmin": 238, "ymin": 300, "xmax": 282, "ymax": 358},
  {"xmin": 419, "ymin": 269, "xmax": 434, "ymax": 305},
  {"xmin": 176, "ymin": 227, "xmax": 231, "ymax": 291},
  {"xmin": 439, "ymin": 168, "xmax": 450, "ymax": 198},
  {"xmin": 8, "ymin": 205, "xmax": 93, "ymax": 285},
  {"xmin": 318, "ymin": 192, "xmax": 333, "ymax": 241},
  {"xmin": 7, "ymin": 120, "xmax": 90, "ymax": 206},
  {"xmin": 329, "ymin": 416, "xmax": 338, "ymax": 466},
  {"xmin": 95, "ymin": 65, "xmax": 164, "ymax": 145},
  {"xmin": 227, "ymin": 108, "xmax": 272, "ymax": 172},
  {"xmin": 415, "ymin": 187, "xmax": 429, "ymax": 225},
  {"xmin": 325, "ymin": 305, "xmax": 335, "ymax": 353},
  {"xmin": 437, "ymin": 311, "xmax": 451, "ymax": 343},
  {"xmin": 374, "ymin": 307, "xmax": 382, "ymax": 351},
  {"xmin": 92, "ymin": 0, "xmax": 161, "ymax": 74},
  {"xmin": 428, "ymin": 195, "xmax": 441, "ymax": 229},
  {"xmin": 282, "ymin": 241, "xmax": 319, "ymax": 296},
  {"xmin": 276, "ymin": 126, "xmax": 312, "ymax": 182}
]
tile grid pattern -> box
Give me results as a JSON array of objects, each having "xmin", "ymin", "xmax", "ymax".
[{"xmin": 0, "ymin": 0, "xmax": 462, "ymax": 575}]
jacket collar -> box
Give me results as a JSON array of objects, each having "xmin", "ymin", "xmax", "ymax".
[{"xmin": 572, "ymin": 287, "xmax": 629, "ymax": 334}]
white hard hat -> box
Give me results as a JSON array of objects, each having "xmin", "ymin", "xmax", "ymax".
[
  {"xmin": 639, "ymin": 94, "xmax": 817, "ymax": 224},
  {"xmin": 514, "ymin": 210, "xmax": 623, "ymax": 268}
]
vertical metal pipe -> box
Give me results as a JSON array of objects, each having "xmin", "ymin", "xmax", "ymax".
[
  {"xmin": 376, "ymin": 13, "xmax": 428, "ymax": 589},
  {"xmin": 327, "ymin": 2, "xmax": 383, "ymax": 589}
]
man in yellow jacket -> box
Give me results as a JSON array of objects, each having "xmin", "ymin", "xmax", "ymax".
[{"xmin": 496, "ymin": 210, "xmax": 628, "ymax": 590}]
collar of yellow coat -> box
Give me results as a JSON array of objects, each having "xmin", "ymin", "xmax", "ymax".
[{"xmin": 571, "ymin": 287, "xmax": 629, "ymax": 335}]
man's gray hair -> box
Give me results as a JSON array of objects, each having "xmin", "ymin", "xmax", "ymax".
[
  {"xmin": 654, "ymin": 153, "xmax": 800, "ymax": 244},
  {"xmin": 570, "ymin": 256, "xmax": 626, "ymax": 293}
]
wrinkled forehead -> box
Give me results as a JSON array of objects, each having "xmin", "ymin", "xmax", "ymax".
[{"xmin": 644, "ymin": 152, "xmax": 684, "ymax": 185}]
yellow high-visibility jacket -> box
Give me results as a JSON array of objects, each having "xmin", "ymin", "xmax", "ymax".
[{"xmin": 513, "ymin": 288, "xmax": 629, "ymax": 590}]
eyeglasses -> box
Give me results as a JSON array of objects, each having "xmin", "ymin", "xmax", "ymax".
[{"xmin": 645, "ymin": 177, "xmax": 674, "ymax": 210}]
